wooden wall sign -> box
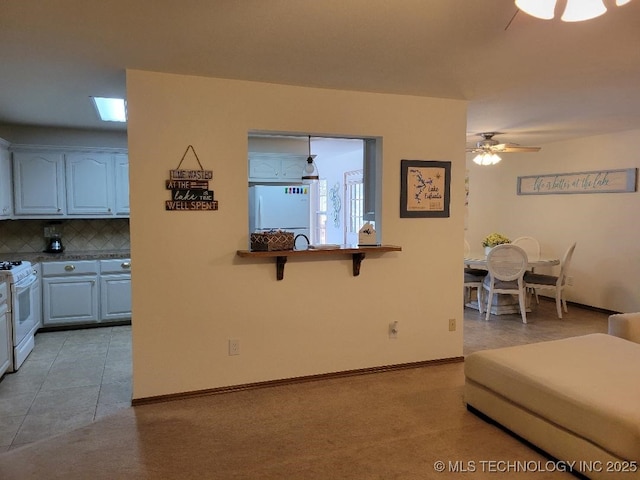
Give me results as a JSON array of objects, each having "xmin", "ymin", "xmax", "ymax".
[
  {"xmin": 165, "ymin": 145, "xmax": 219, "ymax": 211},
  {"xmin": 517, "ymin": 168, "xmax": 637, "ymax": 195}
]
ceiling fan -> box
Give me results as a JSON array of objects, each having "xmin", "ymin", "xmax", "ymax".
[{"xmin": 466, "ymin": 132, "xmax": 541, "ymax": 165}]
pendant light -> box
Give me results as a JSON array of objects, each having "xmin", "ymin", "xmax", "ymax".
[{"xmin": 302, "ymin": 135, "xmax": 319, "ymax": 182}]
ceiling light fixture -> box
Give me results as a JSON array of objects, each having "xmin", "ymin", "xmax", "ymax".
[
  {"xmin": 302, "ymin": 135, "xmax": 319, "ymax": 182},
  {"xmin": 91, "ymin": 96, "xmax": 127, "ymax": 122},
  {"xmin": 515, "ymin": 0, "xmax": 632, "ymax": 21},
  {"xmin": 473, "ymin": 153, "xmax": 502, "ymax": 166}
]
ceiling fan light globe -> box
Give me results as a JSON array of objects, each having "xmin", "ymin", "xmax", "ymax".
[
  {"xmin": 473, "ymin": 153, "xmax": 501, "ymax": 166},
  {"xmin": 515, "ymin": 0, "xmax": 557, "ymax": 19},
  {"xmin": 561, "ymin": 0, "xmax": 607, "ymax": 21},
  {"xmin": 616, "ymin": 0, "xmax": 632, "ymax": 5}
]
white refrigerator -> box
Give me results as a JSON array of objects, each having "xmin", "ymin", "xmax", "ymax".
[{"xmin": 249, "ymin": 185, "xmax": 311, "ymax": 242}]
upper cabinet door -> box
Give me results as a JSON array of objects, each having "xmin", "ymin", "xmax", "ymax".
[
  {"xmin": 249, "ymin": 156, "xmax": 281, "ymax": 181},
  {"xmin": 114, "ymin": 154, "xmax": 129, "ymax": 215},
  {"xmin": 0, "ymin": 143, "xmax": 12, "ymax": 218},
  {"xmin": 248, "ymin": 154, "xmax": 307, "ymax": 183},
  {"xmin": 13, "ymin": 151, "xmax": 66, "ymax": 215},
  {"xmin": 66, "ymin": 153, "xmax": 114, "ymax": 215}
]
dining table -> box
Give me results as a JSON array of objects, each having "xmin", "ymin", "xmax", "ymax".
[{"xmin": 464, "ymin": 253, "xmax": 560, "ymax": 315}]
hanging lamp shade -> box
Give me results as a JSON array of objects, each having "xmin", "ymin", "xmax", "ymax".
[
  {"xmin": 302, "ymin": 135, "xmax": 319, "ymax": 182},
  {"xmin": 562, "ymin": 0, "xmax": 607, "ymax": 21},
  {"xmin": 516, "ymin": 0, "xmax": 630, "ymax": 21},
  {"xmin": 515, "ymin": 0, "xmax": 556, "ymax": 19}
]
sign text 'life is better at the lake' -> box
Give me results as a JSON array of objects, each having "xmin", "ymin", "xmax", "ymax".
[{"xmin": 517, "ymin": 168, "xmax": 637, "ymax": 195}]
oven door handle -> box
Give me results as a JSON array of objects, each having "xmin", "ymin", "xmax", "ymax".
[{"xmin": 14, "ymin": 273, "xmax": 38, "ymax": 292}]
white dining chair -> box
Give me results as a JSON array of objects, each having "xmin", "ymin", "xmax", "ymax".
[
  {"xmin": 524, "ymin": 242, "xmax": 577, "ymax": 319},
  {"xmin": 512, "ymin": 235, "xmax": 542, "ymax": 299},
  {"xmin": 463, "ymin": 239, "xmax": 486, "ymax": 311},
  {"xmin": 512, "ymin": 236, "xmax": 541, "ymax": 262},
  {"xmin": 482, "ymin": 244, "xmax": 529, "ymax": 324},
  {"xmin": 464, "ymin": 270, "xmax": 486, "ymax": 313}
]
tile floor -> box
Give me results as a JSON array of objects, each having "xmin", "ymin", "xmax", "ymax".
[{"xmin": 0, "ymin": 325, "xmax": 131, "ymax": 452}]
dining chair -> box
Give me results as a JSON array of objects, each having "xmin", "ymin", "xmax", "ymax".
[
  {"xmin": 464, "ymin": 239, "xmax": 486, "ymax": 273},
  {"xmin": 512, "ymin": 236, "xmax": 541, "ymax": 262},
  {"xmin": 524, "ymin": 242, "xmax": 577, "ymax": 319},
  {"xmin": 463, "ymin": 238, "xmax": 487, "ymax": 311},
  {"xmin": 464, "ymin": 270, "xmax": 486, "ymax": 314},
  {"xmin": 512, "ymin": 235, "xmax": 541, "ymax": 299},
  {"xmin": 482, "ymin": 244, "xmax": 529, "ymax": 324}
]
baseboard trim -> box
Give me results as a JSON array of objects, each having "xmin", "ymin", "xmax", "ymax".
[
  {"xmin": 536, "ymin": 296, "xmax": 619, "ymax": 315},
  {"xmin": 132, "ymin": 356, "xmax": 464, "ymax": 406}
]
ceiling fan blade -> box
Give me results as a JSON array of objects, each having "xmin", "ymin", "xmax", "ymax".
[{"xmin": 493, "ymin": 143, "xmax": 541, "ymax": 153}]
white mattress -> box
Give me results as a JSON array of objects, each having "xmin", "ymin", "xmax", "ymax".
[{"xmin": 465, "ymin": 334, "xmax": 640, "ymax": 461}]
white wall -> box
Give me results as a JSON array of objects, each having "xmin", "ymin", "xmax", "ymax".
[
  {"xmin": 126, "ymin": 70, "xmax": 467, "ymax": 399},
  {"xmin": 466, "ymin": 129, "xmax": 640, "ymax": 313}
]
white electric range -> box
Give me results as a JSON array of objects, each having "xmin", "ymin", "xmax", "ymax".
[{"xmin": 0, "ymin": 260, "xmax": 39, "ymax": 372}]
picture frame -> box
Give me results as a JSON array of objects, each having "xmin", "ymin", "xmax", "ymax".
[{"xmin": 400, "ymin": 160, "xmax": 451, "ymax": 218}]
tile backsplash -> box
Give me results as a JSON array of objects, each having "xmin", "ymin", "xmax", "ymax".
[{"xmin": 0, "ymin": 219, "xmax": 130, "ymax": 253}]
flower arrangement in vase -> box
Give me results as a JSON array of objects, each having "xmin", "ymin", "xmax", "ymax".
[{"xmin": 482, "ymin": 233, "xmax": 510, "ymax": 256}]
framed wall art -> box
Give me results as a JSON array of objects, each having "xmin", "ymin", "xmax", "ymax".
[{"xmin": 400, "ymin": 160, "xmax": 451, "ymax": 218}]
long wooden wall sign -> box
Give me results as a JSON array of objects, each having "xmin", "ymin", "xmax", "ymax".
[
  {"xmin": 165, "ymin": 145, "xmax": 219, "ymax": 211},
  {"xmin": 517, "ymin": 168, "xmax": 637, "ymax": 195}
]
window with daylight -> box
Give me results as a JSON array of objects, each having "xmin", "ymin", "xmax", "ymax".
[
  {"xmin": 315, "ymin": 179, "xmax": 328, "ymax": 244},
  {"xmin": 345, "ymin": 170, "xmax": 364, "ymax": 243}
]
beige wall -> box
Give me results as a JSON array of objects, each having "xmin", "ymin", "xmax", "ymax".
[
  {"xmin": 466, "ymin": 129, "xmax": 640, "ymax": 313},
  {"xmin": 0, "ymin": 124, "xmax": 127, "ymax": 149},
  {"xmin": 126, "ymin": 70, "xmax": 467, "ymax": 399}
]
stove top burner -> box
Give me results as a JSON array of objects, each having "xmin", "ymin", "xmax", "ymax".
[{"xmin": 0, "ymin": 260, "xmax": 23, "ymax": 270}]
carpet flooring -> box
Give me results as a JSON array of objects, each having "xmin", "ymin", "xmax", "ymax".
[{"xmin": 0, "ymin": 300, "xmax": 610, "ymax": 479}]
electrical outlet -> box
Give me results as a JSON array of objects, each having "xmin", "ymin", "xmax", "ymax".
[
  {"xmin": 228, "ymin": 339, "xmax": 240, "ymax": 356},
  {"xmin": 448, "ymin": 318, "xmax": 456, "ymax": 332},
  {"xmin": 389, "ymin": 321, "xmax": 398, "ymax": 339},
  {"xmin": 566, "ymin": 276, "xmax": 574, "ymax": 286}
]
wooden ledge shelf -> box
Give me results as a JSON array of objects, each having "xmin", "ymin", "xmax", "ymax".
[{"xmin": 236, "ymin": 245, "xmax": 402, "ymax": 280}]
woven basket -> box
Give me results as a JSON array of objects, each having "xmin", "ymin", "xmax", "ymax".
[{"xmin": 250, "ymin": 231, "xmax": 295, "ymax": 251}]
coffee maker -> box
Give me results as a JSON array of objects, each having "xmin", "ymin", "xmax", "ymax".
[{"xmin": 44, "ymin": 222, "xmax": 65, "ymax": 253}]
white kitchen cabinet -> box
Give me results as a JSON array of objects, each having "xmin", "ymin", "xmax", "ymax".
[
  {"xmin": 10, "ymin": 146, "xmax": 129, "ymax": 219},
  {"xmin": 248, "ymin": 154, "xmax": 307, "ymax": 182},
  {"xmin": 0, "ymin": 140, "xmax": 13, "ymax": 219},
  {"xmin": 42, "ymin": 260, "xmax": 99, "ymax": 326},
  {"xmin": 114, "ymin": 154, "xmax": 129, "ymax": 215},
  {"xmin": 66, "ymin": 152, "xmax": 114, "ymax": 215},
  {"xmin": 99, "ymin": 259, "xmax": 131, "ymax": 321},
  {"xmin": 12, "ymin": 150, "xmax": 66, "ymax": 216},
  {"xmin": 41, "ymin": 259, "xmax": 131, "ymax": 326}
]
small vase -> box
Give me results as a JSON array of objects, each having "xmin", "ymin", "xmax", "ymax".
[{"xmin": 484, "ymin": 246, "xmax": 493, "ymax": 256}]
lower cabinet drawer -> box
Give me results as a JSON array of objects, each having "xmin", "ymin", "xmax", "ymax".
[
  {"xmin": 100, "ymin": 258, "xmax": 131, "ymax": 274},
  {"xmin": 42, "ymin": 260, "xmax": 99, "ymax": 277}
]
